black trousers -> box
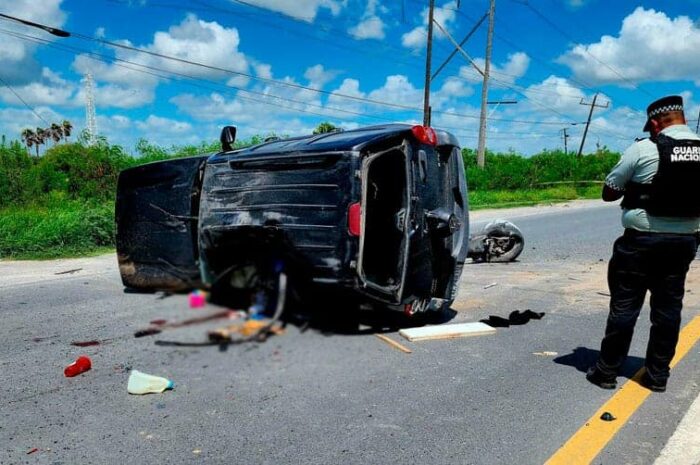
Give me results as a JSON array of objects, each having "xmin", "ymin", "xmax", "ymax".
[{"xmin": 596, "ymin": 229, "xmax": 698, "ymax": 382}]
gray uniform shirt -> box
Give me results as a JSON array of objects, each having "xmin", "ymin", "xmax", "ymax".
[{"xmin": 605, "ymin": 124, "xmax": 700, "ymax": 233}]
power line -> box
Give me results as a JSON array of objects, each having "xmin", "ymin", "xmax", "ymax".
[
  {"xmin": 103, "ymin": 0, "xmax": 430, "ymax": 74},
  {"xmin": 3, "ymin": 27, "xmax": 582, "ymax": 142},
  {"xmin": 2, "ymin": 10, "xmax": 626, "ymax": 149},
  {"xmin": 514, "ymin": 0, "xmax": 654, "ymax": 98},
  {"xmin": 0, "ymin": 75, "xmax": 50, "ymax": 125},
  {"xmin": 0, "ymin": 28, "xmax": 397, "ymax": 125},
  {"xmin": 5, "ymin": 26, "xmax": 580, "ymax": 132},
  {"xmin": 0, "ymin": 21, "xmax": 587, "ymax": 127}
]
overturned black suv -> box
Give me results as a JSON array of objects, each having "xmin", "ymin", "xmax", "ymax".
[{"xmin": 116, "ymin": 124, "xmax": 469, "ymax": 314}]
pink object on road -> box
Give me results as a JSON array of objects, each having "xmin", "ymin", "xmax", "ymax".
[{"xmin": 189, "ymin": 290, "xmax": 207, "ymax": 308}]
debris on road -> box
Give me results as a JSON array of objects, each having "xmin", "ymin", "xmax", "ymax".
[
  {"xmin": 483, "ymin": 282, "xmax": 498, "ymax": 289},
  {"xmin": 597, "ymin": 292, "xmax": 611, "ymax": 297},
  {"xmin": 127, "ymin": 370, "xmax": 174, "ymax": 395},
  {"xmin": 189, "ymin": 290, "xmax": 207, "ymax": 308},
  {"xmin": 134, "ymin": 328, "xmax": 162, "ymax": 338},
  {"xmin": 26, "ymin": 448, "xmax": 39, "ymax": 455},
  {"xmin": 208, "ymin": 318, "xmax": 284, "ymax": 342},
  {"xmin": 133, "ymin": 310, "xmax": 231, "ymax": 338},
  {"xmin": 54, "ymin": 268, "xmax": 82, "ymax": 275},
  {"xmin": 399, "ymin": 322, "xmax": 496, "ymax": 342},
  {"xmin": 481, "ymin": 310, "xmax": 545, "ymax": 328},
  {"xmin": 64, "ymin": 356, "xmax": 92, "ymax": 377},
  {"xmin": 149, "ymin": 319, "xmax": 167, "ymax": 325},
  {"xmin": 533, "ymin": 351, "xmax": 558, "ymax": 356},
  {"xmin": 600, "ymin": 412, "xmax": 616, "ymax": 421},
  {"xmin": 375, "ymin": 333, "xmax": 412, "ymax": 353},
  {"xmin": 70, "ymin": 340, "xmax": 102, "ymax": 347}
]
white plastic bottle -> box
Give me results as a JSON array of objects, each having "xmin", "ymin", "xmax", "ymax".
[{"xmin": 127, "ymin": 370, "xmax": 174, "ymax": 395}]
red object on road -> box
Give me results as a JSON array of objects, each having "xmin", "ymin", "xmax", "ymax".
[{"xmin": 64, "ymin": 356, "xmax": 92, "ymax": 377}]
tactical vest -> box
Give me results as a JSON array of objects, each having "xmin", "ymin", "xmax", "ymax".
[{"xmin": 621, "ymin": 133, "xmax": 700, "ymax": 217}]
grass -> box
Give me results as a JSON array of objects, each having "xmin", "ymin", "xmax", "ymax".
[
  {"xmin": 0, "ymin": 186, "xmax": 602, "ymax": 260},
  {"xmin": 0, "ymin": 200, "xmax": 115, "ymax": 260},
  {"xmin": 469, "ymin": 185, "xmax": 601, "ymax": 209}
]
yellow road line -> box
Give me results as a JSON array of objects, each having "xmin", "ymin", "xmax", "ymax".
[{"xmin": 546, "ymin": 314, "xmax": 700, "ymax": 465}]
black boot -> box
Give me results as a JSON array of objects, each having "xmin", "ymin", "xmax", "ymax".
[
  {"xmin": 586, "ymin": 366, "xmax": 617, "ymax": 389},
  {"xmin": 640, "ymin": 371, "xmax": 667, "ymax": 393}
]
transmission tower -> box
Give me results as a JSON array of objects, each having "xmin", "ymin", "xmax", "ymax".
[{"xmin": 84, "ymin": 72, "xmax": 97, "ymax": 145}]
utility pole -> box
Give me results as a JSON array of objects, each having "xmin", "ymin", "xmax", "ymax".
[
  {"xmin": 477, "ymin": 0, "xmax": 495, "ymax": 169},
  {"xmin": 561, "ymin": 128, "xmax": 570, "ymax": 155},
  {"xmin": 577, "ymin": 93, "xmax": 608, "ymax": 157},
  {"xmin": 422, "ymin": 0, "xmax": 436, "ymax": 126}
]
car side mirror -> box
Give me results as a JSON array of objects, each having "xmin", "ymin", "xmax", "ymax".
[{"xmin": 220, "ymin": 126, "xmax": 237, "ymax": 152}]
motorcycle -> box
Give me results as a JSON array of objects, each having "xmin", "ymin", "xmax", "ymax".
[{"xmin": 467, "ymin": 219, "xmax": 524, "ymax": 263}]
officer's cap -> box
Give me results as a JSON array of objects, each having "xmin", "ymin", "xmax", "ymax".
[{"xmin": 643, "ymin": 95, "xmax": 684, "ymax": 132}]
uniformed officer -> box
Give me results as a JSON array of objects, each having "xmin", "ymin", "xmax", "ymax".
[{"xmin": 586, "ymin": 95, "xmax": 700, "ymax": 392}]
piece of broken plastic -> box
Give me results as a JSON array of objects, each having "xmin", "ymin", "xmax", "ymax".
[
  {"xmin": 64, "ymin": 356, "xmax": 92, "ymax": 377},
  {"xmin": 127, "ymin": 370, "xmax": 174, "ymax": 395},
  {"xmin": 189, "ymin": 290, "xmax": 207, "ymax": 309}
]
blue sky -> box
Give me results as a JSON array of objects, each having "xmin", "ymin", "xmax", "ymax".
[{"xmin": 0, "ymin": 0, "xmax": 699, "ymax": 154}]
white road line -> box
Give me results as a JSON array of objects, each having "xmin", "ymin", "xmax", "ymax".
[{"xmin": 654, "ymin": 388, "xmax": 700, "ymax": 465}]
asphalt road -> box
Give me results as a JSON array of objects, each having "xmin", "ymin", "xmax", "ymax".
[{"xmin": 2, "ymin": 200, "xmax": 700, "ymax": 465}]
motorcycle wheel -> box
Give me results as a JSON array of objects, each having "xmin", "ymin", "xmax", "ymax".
[{"xmin": 483, "ymin": 220, "xmax": 524, "ymax": 263}]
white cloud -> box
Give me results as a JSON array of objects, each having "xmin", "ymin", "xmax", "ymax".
[
  {"xmin": 72, "ymin": 54, "xmax": 158, "ymax": 87},
  {"xmin": 0, "ymin": 106, "xmax": 65, "ymax": 139},
  {"xmin": 368, "ymin": 75, "xmax": 423, "ymax": 109},
  {"xmin": 135, "ymin": 115, "xmax": 192, "ymax": 133},
  {"xmin": 304, "ymin": 64, "xmax": 336, "ymax": 88},
  {"xmin": 254, "ymin": 63, "xmax": 273, "ymax": 79},
  {"xmin": 0, "ymin": 0, "xmax": 67, "ymax": 84},
  {"xmin": 71, "ymin": 15, "xmax": 253, "ymax": 110},
  {"xmin": 459, "ymin": 52, "xmax": 531, "ymax": 86},
  {"xmin": 558, "ymin": 7, "xmax": 700, "ymax": 86},
  {"xmin": 72, "ymin": 15, "xmax": 250, "ymax": 83},
  {"xmin": 402, "ymin": 1, "xmax": 458, "ymax": 51},
  {"xmin": 93, "ymin": 84, "xmax": 156, "ymax": 109},
  {"xmin": 523, "ymin": 76, "xmax": 590, "ymax": 114},
  {"xmin": 348, "ymin": 0, "xmax": 385, "ymax": 40},
  {"xmin": 349, "ymin": 16, "xmax": 385, "ymax": 40},
  {"xmin": 0, "ymin": 67, "xmax": 76, "ymax": 106},
  {"xmin": 144, "ymin": 14, "xmax": 249, "ymax": 80},
  {"xmin": 232, "ymin": 0, "xmax": 344, "ymax": 22},
  {"xmin": 94, "ymin": 114, "xmax": 202, "ymax": 149},
  {"xmin": 432, "ymin": 77, "xmax": 474, "ymax": 107},
  {"xmin": 171, "ymin": 64, "xmax": 327, "ymax": 126},
  {"xmin": 401, "ymin": 27, "xmax": 426, "ymax": 50}
]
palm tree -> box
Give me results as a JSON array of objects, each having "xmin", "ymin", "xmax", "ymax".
[
  {"xmin": 35, "ymin": 127, "xmax": 47, "ymax": 156},
  {"xmin": 50, "ymin": 123, "xmax": 62, "ymax": 145},
  {"xmin": 61, "ymin": 120, "xmax": 72, "ymax": 141},
  {"xmin": 21, "ymin": 128, "xmax": 36, "ymax": 155},
  {"xmin": 21, "ymin": 128, "xmax": 35, "ymax": 152}
]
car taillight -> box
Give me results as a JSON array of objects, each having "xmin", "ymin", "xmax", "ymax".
[
  {"xmin": 348, "ymin": 202, "xmax": 361, "ymax": 236},
  {"xmin": 411, "ymin": 125, "xmax": 437, "ymax": 146}
]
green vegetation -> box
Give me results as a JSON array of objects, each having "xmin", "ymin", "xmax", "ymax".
[
  {"xmin": 0, "ymin": 197, "xmax": 114, "ymax": 260},
  {"xmin": 0, "ymin": 131, "xmax": 620, "ymax": 260},
  {"xmin": 313, "ymin": 122, "xmax": 339, "ymax": 134},
  {"xmin": 470, "ymin": 185, "xmax": 601, "ymax": 209}
]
